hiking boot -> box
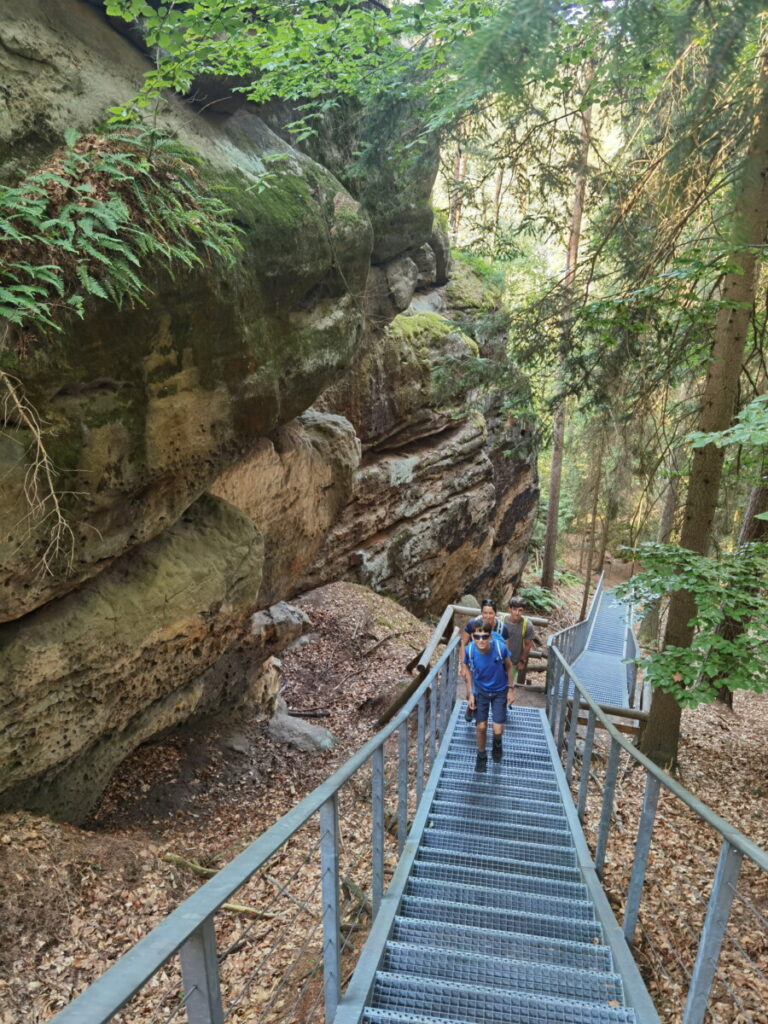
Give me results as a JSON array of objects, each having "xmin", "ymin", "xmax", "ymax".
[
  {"xmin": 464, "ymin": 704, "xmax": 474, "ymax": 722},
  {"xmin": 474, "ymin": 752, "xmax": 487, "ymax": 773},
  {"xmin": 492, "ymin": 736, "xmax": 503, "ymax": 763}
]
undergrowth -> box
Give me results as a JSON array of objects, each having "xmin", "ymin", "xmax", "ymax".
[
  {"xmin": 0, "ymin": 125, "xmax": 240, "ymax": 356},
  {"xmin": 0, "ymin": 125, "xmax": 241, "ymax": 575}
]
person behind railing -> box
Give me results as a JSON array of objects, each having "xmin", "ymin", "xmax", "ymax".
[
  {"xmin": 459, "ymin": 598, "xmax": 510, "ymax": 721},
  {"xmin": 463, "ymin": 621, "xmax": 516, "ymax": 772},
  {"xmin": 506, "ymin": 595, "xmax": 538, "ymax": 686}
]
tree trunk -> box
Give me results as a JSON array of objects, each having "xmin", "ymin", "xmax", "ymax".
[
  {"xmin": 638, "ymin": 450, "xmax": 681, "ymax": 647},
  {"xmin": 541, "ymin": 401, "xmax": 566, "ymax": 589},
  {"xmin": 714, "ymin": 481, "xmax": 768, "ymax": 706},
  {"xmin": 641, "ymin": 54, "xmax": 768, "ymax": 766},
  {"xmin": 492, "ymin": 166, "xmax": 505, "ymax": 251},
  {"xmin": 449, "ymin": 146, "xmax": 468, "ymax": 245},
  {"xmin": 541, "ymin": 101, "xmax": 592, "ymax": 590},
  {"xmin": 579, "ymin": 426, "xmax": 606, "ymax": 619}
]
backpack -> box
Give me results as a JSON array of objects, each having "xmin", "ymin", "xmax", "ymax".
[
  {"xmin": 466, "ymin": 633, "xmax": 507, "ymax": 677},
  {"xmin": 499, "ymin": 612, "xmax": 528, "ymax": 639},
  {"xmin": 468, "ymin": 614, "xmax": 505, "ymax": 636}
]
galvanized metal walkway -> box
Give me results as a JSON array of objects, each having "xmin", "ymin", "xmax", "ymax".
[
  {"xmin": 342, "ymin": 702, "xmax": 656, "ymax": 1024},
  {"xmin": 569, "ymin": 587, "xmax": 637, "ymax": 708}
]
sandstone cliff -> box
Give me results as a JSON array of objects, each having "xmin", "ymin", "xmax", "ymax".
[{"xmin": 0, "ymin": 1, "xmax": 537, "ymax": 822}]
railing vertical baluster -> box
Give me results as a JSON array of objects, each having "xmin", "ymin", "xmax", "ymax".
[
  {"xmin": 440, "ymin": 657, "xmax": 451, "ymax": 737},
  {"xmin": 416, "ymin": 695, "xmax": 426, "ymax": 804},
  {"xmin": 397, "ymin": 721, "xmax": 408, "ymax": 855},
  {"xmin": 682, "ymin": 841, "xmax": 744, "ymax": 1024},
  {"xmin": 595, "ymin": 738, "xmax": 620, "ymax": 878},
  {"xmin": 577, "ymin": 709, "xmax": 596, "ymax": 823},
  {"xmin": 178, "ymin": 917, "xmax": 223, "ymax": 1024},
  {"xmin": 320, "ymin": 796, "xmax": 341, "ymax": 1023},
  {"xmin": 565, "ymin": 697, "xmax": 580, "ymax": 784},
  {"xmin": 428, "ymin": 679, "xmax": 437, "ymax": 772},
  {"xmin": 623, "ymin": 772, "xmax": 661, "ymax": 945},
  {"xmin": 371, "ymin": 745, "xmax": 384, "ymax": 917},
  {"xmin": 545, "ymin": 645, "xmax": 555, "ymax": 724},
  {"xmin": 556, "ymin": 671, "xmax": 570, "ymax": 752}
]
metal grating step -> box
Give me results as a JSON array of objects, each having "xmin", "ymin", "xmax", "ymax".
[
  {"xmin": 430, "ymin": 796, "xmax": 568, "ymax": 828},
  {"xmin": 409, "ymin": 859, "xmax": 589, "ymax": 902},
  {"xmin": 421, "ymin": 828, "xmax": 578, "ymax": 868},
  {"xmin": 414, "ymin": 845, "xmax": 584, "ymax": 884},
  {"xmin": 443, "ymin": 737, "xmax": 555, "ymax": 755},
  {"xmin": 405, "ymin": 877, "xmax": 595, "ymax": 921},
  {"xmin": 445, "ymin": 744, "xmax": 556, "ymax": 766},
  {"xmin": 392, "ymin": 915, "xmax": 614, "ymax": 971},
  {"xmin": 426, "ymin": 810, "xmax": 573, "ymax": 847},
  {"xmin": 368, "ymin": 974, "xmax": 637, "ymax": 1023},
  {"xmin": 382, "ymin": 942, "xmax": 625, "ymax": 1004},
  {"xmin": 371, "ymin": 973, "xmax": 636, "ymax": 1023},
  {"xmin": 438, "ymin": 764, "xmax": 561, "ymax": 791},
  {"xmin": 434, "ymin": 784, "xmax": 566, "ymax": 813},
  {"xmin": 397, "ymin": 896, "xmax": 603, "ymax": 944}
]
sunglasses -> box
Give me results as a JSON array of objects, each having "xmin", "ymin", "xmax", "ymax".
[{"xmin": 472, "ymin": 632, "xmax": 491, "ymax": 639}]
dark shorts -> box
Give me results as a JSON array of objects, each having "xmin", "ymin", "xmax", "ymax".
[{"xmin": 475, "ymin": 690, "xmax": 507, "ymax": 725}]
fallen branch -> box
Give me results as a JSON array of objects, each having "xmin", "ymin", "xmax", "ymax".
[
  {"xmin": 162, "ymin": 854, "xmax": 275, "ymax": 920},
  {"xmin": 163, "ymin": 852, "xmax": 217, "ymax": 877},
  {"xmin": 341, "ymin": 875, "xmax": 372, "ymax": 918},
  {"xmin": 220, "ymin": 902, "xmax": 275, "ymax": 919}
]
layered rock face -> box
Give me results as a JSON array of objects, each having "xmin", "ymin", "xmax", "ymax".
[
  {"xmin": 305, "ymin": 275, "xmax": 539, "ymax": 614},
  {"xmin": 0, "ymin": 2, "xmax": 537, "ymax": 821}
]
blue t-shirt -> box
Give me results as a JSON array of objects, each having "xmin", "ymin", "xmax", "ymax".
[
  {"xmin": 463, "ymin": 615, "xmax": 510, "ymax": 642},
  {"xmin": 463, "ymin": 640, "xmax": 509, "ymax": 694}
]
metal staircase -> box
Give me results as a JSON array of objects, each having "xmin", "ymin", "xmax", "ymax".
[
  {"xmin": 355, "ymin": 704, "xmax": 652, "ymax": 1024},
  {"xmin": 568, "ymin": 587, "xmax": 636, "ymax": 707}
]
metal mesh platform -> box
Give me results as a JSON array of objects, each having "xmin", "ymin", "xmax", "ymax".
[
  {"xmin": 369, "ymin": 974, "xmax": 638, "ymax": 1024},
  {"xmin": 391, "ymin": 916, "xmax": 614, "ymax": 971},
  {"xmin": 408, "ymin": 859, "xmax": 589, "ymax": 902},
  {"xmin": 404, "ymin": 877, "xmax": 596, "ymax": 921},
  {"xmin": 382, "ymin": 943, "xmax": 624, "ymax": 1003},
  {"xmin": 353, "ymin": 704, "xmax": 643, "ymax": 1024},
  {"xmin": 398, "ymin": 895, "xmax": 602, "ymax": 943}
]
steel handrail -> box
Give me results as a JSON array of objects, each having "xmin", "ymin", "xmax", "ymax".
[
  {"xmin": 52, "ymin": 636, "xmax": 459, "ymax": 1023},
  {"xmin": 549, "ymin": 643, "xmax": 768, "ymax": 873}
]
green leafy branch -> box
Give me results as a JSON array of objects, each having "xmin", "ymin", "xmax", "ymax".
[
  {"xmin": 617, "ymin": 541, "xmax": 768, "ymax": 706},
  {"xmin": 0, "ymin": 124, "xmax": 240, "ymax": 575},
  {"xmin": 0, "ymin": 125, "xmax": 240, "ymax": 352}
]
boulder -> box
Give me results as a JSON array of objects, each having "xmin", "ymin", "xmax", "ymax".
[
  {"xmin": 0, "ymin": 0, "xmax": 372, "ymax": 621},
  {"xmin": 268, "ymin": 697, "xmax": 334, "ymax": 753},
  {"xmin": 0, "ymin": 494, "xmax": 263, "ymax": 823},
  {"xmin": 210, "ymin": 411, "xmax": 361, "ymax": 605}
]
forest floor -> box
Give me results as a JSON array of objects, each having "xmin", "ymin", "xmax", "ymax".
[{"xmin": 1, "ymin": 577, "xmax": 767, "ymax": 1023}]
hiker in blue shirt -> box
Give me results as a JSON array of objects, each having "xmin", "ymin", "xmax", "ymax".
[
  {"xmin": 463, "ymin": 620, "xmax": 515, "ymax": 772},
  {"xmin": 459, "ymin": 599, "xmax": 510, "ymax": 720}
]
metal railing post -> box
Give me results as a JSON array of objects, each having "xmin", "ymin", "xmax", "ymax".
[
  {"xmin": 397, "ymin": 721, "xmax": 408, "ymax": 855},
  {"xmin": 556, "ymin": 673, "xmax": 570, "ymax": 752},
  {"xmin": 595, "ymin": 738, "xmax": 620, "ymax": 878},
  {"xmin": 320, "ymin": 796, "xmax": 341, "ymax": 1022},
  {"xmin": 178, "ymin": 917, "xmax": 224, "ymax": 1024},
  {"xmin": 428, "ymin": 679, "xmax": 437, "ymax": 770},
  {"xmin": 565, "ymin": 697, "xmax": 580, "ymax": 784},
  {"xmin": 371, "ymin": 746, "xmax": 384, "ymax": 917},
  {"xmin": 623, "ymin": 772, "xmax": 661, "ymax": 945},
  {"xmin": 577, "ymin": 708, "xmax": 596, "ymax": 823},
  {"xmin": 416, "ymin": 695, "xmax": 426, "ymax": 804},
  {"xmin": 545, "ymin": 645, "xmax": 556, "ymax": 725},
  {"xmin": 682, "ymin": 840, "xmax": 744, "ymax": 1024}
]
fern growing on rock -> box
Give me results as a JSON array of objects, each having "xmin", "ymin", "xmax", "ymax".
[{"xmin": 0, "ymin": 125, "xmax": 240, "ymax": 355}]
